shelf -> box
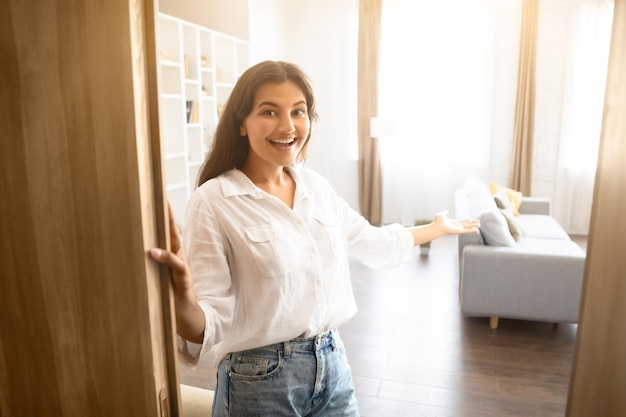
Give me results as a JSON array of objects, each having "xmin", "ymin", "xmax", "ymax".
[
  {"xmin": 160, "ymin": 60, "xmax": 182, "ymax": 68},
  {"xmin": 161, "ymin": 93, "xmax": 183, "ymax": 100},
  {"xmin": 157, "ymin": 12, "xmax": 249, "ymax": 224},
  {"xmin": 164, "ymin": 152, "xmax": 186, "ymax": 160}
]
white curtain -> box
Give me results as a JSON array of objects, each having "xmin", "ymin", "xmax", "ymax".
[
  {"xmin": 378, "ymin": 0, "xmax": 522, "ymax": 225},
  {"xmin": 551, "ymin": 0, "xmax": 613, "ymax": 235},
  {"xmin": 378, "ymin": 0, "xmax": 613, "ymax": 232}
]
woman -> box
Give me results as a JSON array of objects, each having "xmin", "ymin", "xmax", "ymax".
[{"xmin": 151, "ymin": 60, "xmax": 479, "ymax": 416}]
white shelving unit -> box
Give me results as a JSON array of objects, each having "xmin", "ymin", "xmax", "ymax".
[{"xmin": 156, "ymin": 13, "xmax": 249, "ymax": 224}]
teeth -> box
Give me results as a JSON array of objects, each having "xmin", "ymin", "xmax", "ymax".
[{"xmin": 270, "ymin": 138, "xmax": 295, "ymax": 144}]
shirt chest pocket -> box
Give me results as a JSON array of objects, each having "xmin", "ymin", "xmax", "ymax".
[
  {"xmin": 244, "ymin": 223, "xmax": 303, "ymax": 277},
  {"xmin": 312, "ymin": 215, "xmax": 346, "ymax": 260}
]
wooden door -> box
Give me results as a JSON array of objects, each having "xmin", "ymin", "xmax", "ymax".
[
  {"xmin": 0, "ymin": 0, "xmax": 181, "ymax": 416},
  {"xmin": 566, "ymin": 0, "xmax": 626, "ymax": 415}
]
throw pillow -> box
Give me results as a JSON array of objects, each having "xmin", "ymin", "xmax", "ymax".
[
  {"xmin": 493, "ymin": 190, "xmax": 514, "ymax": 212},
  {"xmin": 499, "ymin": 208, "xmax": 524, "ymax": 241},
  {"xmin": 477, "ymin": 209, "xmax": 516, "ymax": 247},
  {"xmin": 489, "ymin": 182, "xmax": 523, "ymax": 216}
]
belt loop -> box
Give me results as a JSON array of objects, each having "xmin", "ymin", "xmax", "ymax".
[{"xmin": 284, "ymin": 340, "xmax": 291, "ymax": 359}]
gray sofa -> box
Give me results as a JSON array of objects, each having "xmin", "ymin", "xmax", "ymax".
[{"xmin": 454, "ymin": 178, "xmax": 586, "ymax": 329}]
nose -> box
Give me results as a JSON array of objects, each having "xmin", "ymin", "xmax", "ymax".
[{"xmin": 278, "ymin": 114, "xmax": 296, "ymax": 133}]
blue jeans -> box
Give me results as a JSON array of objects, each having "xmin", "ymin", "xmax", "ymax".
[{"xmin": 211, "ymin": 328, "xmax": 360, "ymax": 416}]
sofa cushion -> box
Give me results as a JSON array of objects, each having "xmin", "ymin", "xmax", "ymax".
[
  {"xmin": 500, "ymin": 208, "xmax": 524, "ymax": 241},
  {"xmin": 494, "ymin": 191, "xmax": 524, "ymax": 241},
  {"xmin": 515, "ymin": 237, "xmax": 585, "ymax": 256},
  {"xmin": 494, "ymin": 191, "xmax": 513, "ymax": 211},
  {"xmin": 478, "ymin": 209, "xmax": 516, "ymax": 246},
  {"xmin": 517, "ymin": 214, "xmax": 571, "ymax": 240}
]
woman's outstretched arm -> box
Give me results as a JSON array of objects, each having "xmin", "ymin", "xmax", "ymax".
[{"xmin": 408, "ymin": 211, "xmax": 479, "ymax": 246}]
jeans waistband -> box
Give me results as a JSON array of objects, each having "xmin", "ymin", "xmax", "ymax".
[
  {"xmin": 236, "ymin": 328, "xmax": 338, "ymax": 359},
  {"xmin": 285, "ymin": 327, "xmax": 337, "ymax": 357}
]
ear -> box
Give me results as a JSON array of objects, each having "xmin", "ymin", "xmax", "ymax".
[{"xmin": 239, "ymin": 124, "xmax": 247, "ymax": 136}]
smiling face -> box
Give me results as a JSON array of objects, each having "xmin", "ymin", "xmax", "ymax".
[{"xmin": 239, "ymin": 80, "xmax": 311, "ymax": 176}]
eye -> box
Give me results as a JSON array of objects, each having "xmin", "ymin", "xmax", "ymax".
[
  {"xmin": 262, "ymin": 109, "xmax": 277, "ymax": 116},
  {"xmin": 293, "ymin": 108, "xmax": 307, "ymax": 117}
]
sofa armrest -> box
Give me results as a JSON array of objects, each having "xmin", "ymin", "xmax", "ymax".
[
  {"xmin": 181, "ymin": 384, "xmax": 214, "ymax": 417},
  {"xmin": 457, "ymin": 232, "xmax": 484, "ymax": 265},
  {"xmin": 519, "ymin": 197, "xmax": 551, "ymax": 215}
]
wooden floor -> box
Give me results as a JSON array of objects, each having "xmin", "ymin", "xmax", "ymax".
[{"xmin": 179, "ymin": 235, "xmax": 584, "ymax": 416}]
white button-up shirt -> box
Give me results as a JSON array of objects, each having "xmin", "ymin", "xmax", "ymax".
[{"xmin": 181, "ymin": 165, "xmax": 414, "ymax": 367}]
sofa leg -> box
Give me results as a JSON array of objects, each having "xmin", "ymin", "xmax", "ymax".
[{"xmin": 490, "ymin": 316, "xmax": 499, "ymax": 329}]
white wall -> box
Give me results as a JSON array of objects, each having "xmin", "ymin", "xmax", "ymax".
[
  {"xmin": 159, "ymin": 0, "xmax": 249, "ymax": 39},
  {"xmin": 248, "ymin": 0, "xmax": 361, "ymax": 211}
]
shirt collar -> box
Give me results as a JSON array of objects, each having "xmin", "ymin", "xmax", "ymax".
[
  {"xmin": 218, "ymin": 169, "xmax": 261, "ymax": 198},
  {"xmin": 218, "ymin": 165, "xmax": 317, "ymax": 202}
]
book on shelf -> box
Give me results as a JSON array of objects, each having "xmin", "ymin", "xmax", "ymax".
[
  {"xmin": 186, "ymin": 100, "xmax": 199, "ymax": 123},
  {"xmin": 192, "ymin": 101, "xmax": 199, "ymax": 123},
  {"xmin": 186, "ymin": 100, "xmax": 192, "ymax": 122}
]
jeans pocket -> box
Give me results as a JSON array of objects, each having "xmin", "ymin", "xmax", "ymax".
[{"xmin": 229, "ymin": 349, "xmax": 283, "ymax": 381}]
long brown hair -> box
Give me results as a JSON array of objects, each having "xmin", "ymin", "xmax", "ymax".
[{"xmin": 196, "ymin": 61, "xmax": 319, "ymax": 187}]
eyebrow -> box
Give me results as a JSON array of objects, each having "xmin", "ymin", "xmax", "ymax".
[{"xmin": 256, "ymin": 100, "xmax": 307, "ymax": 108}]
